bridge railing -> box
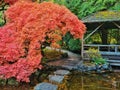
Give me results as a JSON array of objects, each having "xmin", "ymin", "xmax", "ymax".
[
  {"xmin": 82, "ymin": 44, "xmax": 120, "ymax": 60},
  {"xmin": 84, "ymin": 44, "xmax": 120, "ymax": 52}
]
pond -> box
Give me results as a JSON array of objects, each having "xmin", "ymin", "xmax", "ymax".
[
  {"xmin": 1, "ymin": 71, "xmax": 120, "ymax": 90},
  {"xmin": 62, "ymin": 71, "xmax": 120, "ymax": 90}
]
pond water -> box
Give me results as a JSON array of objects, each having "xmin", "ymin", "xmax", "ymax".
[
  {"xmin": 1, "ymin": 71, "xmax": 120, "ymax": 90},
  {"xmin": 63, "ymin": 71, "xmax": 120, "ymax": 90}
]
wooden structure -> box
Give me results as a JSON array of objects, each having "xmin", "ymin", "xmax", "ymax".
[{"xmin": 81, "ymin": 11, "xmax": 120, "ymax": 66}]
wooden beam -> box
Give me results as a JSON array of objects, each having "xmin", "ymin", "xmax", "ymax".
[
  {"xmin": 84, "ymin": 44, "xmax": 120, "ymax": 47},
  {"xmin": 84, "ymin": 23, "xmax": 104, "ymax": 41},
  {"xmin": 113, "ymin": 22, "xmax": 120, "ymax": 29}
]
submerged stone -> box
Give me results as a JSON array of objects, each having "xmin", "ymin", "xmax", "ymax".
[
  {"xmin": 54, "ymin": 70, "xmax": 70, "ymax": 75},
  {"xmin": 49, "ymin": 75, "xmax": 64, "ymax": 83},
  {"xmin": 34, "ymin": 82, "xmax": 58, "ymax": 90}
]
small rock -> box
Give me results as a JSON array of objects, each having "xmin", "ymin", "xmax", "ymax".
[
  {"xmin": 102, "ymin": 63, "xmax": 109, "ymax": 69},
  {"xmin": 34, "ymin": 82, "xmax": 58, "ymax": 90},
  {"xmin": 97, "ymin": 69, "xmax": 102, "ymax": 73},
  {"xmin": 54, "ymin": 70, "xmax": 70, "ymax": 76},
  {"xmin": 77, "ymin": 64, "xmax": 84, "ymax": 69},
  {"xmin": 81, "ymin": 65, "xmax": 88, "ymax": 72},
  {"xmin": 49, "ymin": 75, "xmax": 64, "ymax": 83},
  {"xmin": 87, "ymin": 66, "xmax": 96, "ymax": 71},
  {"xmin": 96, "ymin": 65, "xmax": 102, "ymax": 69}
]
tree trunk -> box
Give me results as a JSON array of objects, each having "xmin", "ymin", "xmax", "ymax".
[
  {"xmin": 101, "ymin": 29, "xmax": 108, "ymax": 44},
  {"xmin": 99, "ymin": 29, "xmax": 108, "ymax": 51},
  {"xmin": 116, "ymin": 29, "xmax": 120, "ymax": 44}
]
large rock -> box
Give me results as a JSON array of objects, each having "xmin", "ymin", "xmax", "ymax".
[
  {"xmin": 54, "ymin": 70, "xmax": 70, "ymax": 76},
  {"xmin": 34, "ymin": 82, "xmax": 58, "ymax": 90},
  {"xmin": 49, "ymin": 75, "xmax": 64, "ymax": 83}
]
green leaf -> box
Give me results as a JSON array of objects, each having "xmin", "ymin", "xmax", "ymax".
[
  {"xmin": 109, "ymin": 2, "xmax": 120, "ymax": 10},
  {"xmin": 68, "ymin": 38, "xmax": 81, "ymax": 51},
  {"xmin": 63, "ymin": 32, "xmax": 73, "ymax": 44}
]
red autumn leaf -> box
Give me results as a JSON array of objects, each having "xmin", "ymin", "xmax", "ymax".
[{"xmin": 0, "ymin": 1, "xmax": 86, "ymax": 82}]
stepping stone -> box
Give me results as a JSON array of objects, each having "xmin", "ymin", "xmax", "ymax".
[
  {"xmin": 34, "ymin": 82, "xmax": 58, "ymax": 90},
  {"xmin": 54, "ymin": 70, "xmax": 70, "ymax": 76},
  {"xmin": 62, "ymin": 65, "xmax": 77, "ymax": 70},
  {"xmin": 49, "ymin": 75, "xmax": 64, "ymax": 83}
]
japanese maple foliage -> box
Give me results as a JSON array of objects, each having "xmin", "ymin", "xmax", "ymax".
[{"xmin": 0, "ymin": 1, "xmax": 86, "ymax": 82}]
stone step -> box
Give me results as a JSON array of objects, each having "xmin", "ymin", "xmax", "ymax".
[
  {"xmin": 54, "ymin": 70, "xmax": 70, "ymax": 76},
  {"xmin": 49, "ymin": 69, "xmax": 70, "ymax": 84},
  {"xmin": 34, "ymin": 82, "xmax": 58, "ymax": 90},
  {"xmin": 49, "ymin": 75, "xmax": 64, "ymax": 84}
]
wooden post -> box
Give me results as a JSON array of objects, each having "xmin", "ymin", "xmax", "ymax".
[
  {"xmin": 81, "ymin": 35, "xmax": 84, "ymax": 60},
  {"xmin": 115, "ymin": 46, "xmax": 118, "ymax": 52}
]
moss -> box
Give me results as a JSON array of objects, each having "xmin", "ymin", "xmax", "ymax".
[
  {"xmin": 42, "ymin": 48, "xmax": 68, "ymax": 63},
  {"xmin": 83, "ymin": 10, "xmax": 120, "ymax": 23},
  {"xmin": 0, "ymin": 78, "xmax": 7, "ymax": 86},
  {"xmin": 95, "ymin": 11, "xmax": 120, "ymax": 19}
]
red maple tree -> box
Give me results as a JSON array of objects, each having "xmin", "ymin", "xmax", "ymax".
[{"xmin": 0, "ymin": 1, "xmax": 86, "ymax": 82}]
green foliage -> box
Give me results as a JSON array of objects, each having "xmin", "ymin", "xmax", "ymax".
[
  {"xmin": 53, "ymin": 0, "xmax": 66, "ymax": 5},
  {"xmin": 92, "ymin": 57, "xmax": 107, "ymax": 65},
  {"xmin": 63, "ymin": 32, "xmax": 73, "ymax": 44},
  {"xmin": 72, "ymin": 0, "xmax": 118, "ymax": 18},
  {"xmin": 87, "ymin": 48, "xmax": 101, "ymax": 59},
  {"xmin": 50, "ymin": 0, "xmax": 119, "ymax": 19},
  {"xmin": 0, "ymin": 11, "xmax": 5, "ymax": 26},
  {"xmin": 68, "ymin": 39, "xmax": 81, "ymax": 51},
  {"xmin": 109, "ymin": 2, "xmax": 120, "ymax": 10},
  {"xmin": 87, "ymin": 48, "xmax": 107, "ymax": 65},
  {"xmin": 62, "ymin": 32, "xmax": 81, "ymax": 51}
]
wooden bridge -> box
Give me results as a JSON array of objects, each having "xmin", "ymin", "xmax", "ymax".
[{"xmin": 83, "ymin": 44, "xmax": 120, "ymax": 67}]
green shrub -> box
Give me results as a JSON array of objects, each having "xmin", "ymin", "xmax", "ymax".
[
  {"xmin": 62, "ymin": 32, "xmax": 81, "ymax": 51},
  {"xmin": 92, "ymin": 57, "xmax": 107, "ymax": 65},
  {"xmin": 0, "ymin": 11, "xmax": 5, "ymax": 26},
  {"xmin": 87, "ymin": 48, "xmax": 107, "ymax": 65}
]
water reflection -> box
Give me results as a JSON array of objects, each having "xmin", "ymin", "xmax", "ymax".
[{"xmin": 64, "ymin": 72, "xmax": 120, "ymax": 90}]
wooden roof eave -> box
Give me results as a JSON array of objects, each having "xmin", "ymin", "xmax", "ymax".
[{"xmin": 82, "ymin": 11, "xmax": 120, "ymax": 30}]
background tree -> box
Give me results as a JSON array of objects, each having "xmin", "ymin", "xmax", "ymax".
[{"xmin": 50, "ymin": 0, "xmax": 120, "ymax": 47}]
